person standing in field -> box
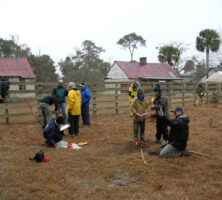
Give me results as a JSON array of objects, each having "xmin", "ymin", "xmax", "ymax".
[
  {"xmin": 194, "ymin": 83, "xmax": 205, "ymax": 106},
  {"xmin": 150, "ymin": 84, "xmax": 169, "ymax": 147},
  {"xmin": 129, "ymin": 82, "xmax": 139, "ymax": 116},
  {"xmin": 130, "ymin": 87, "xmax": 149, "ymax": 147},
  {"xmin": 0, "ymin": 79, "xmax": 10, "ymax": 103},
  {"xmin": 52, "ymin": 80, "xmax": 68, "ymax": 123},
  {"xmin": 40, "ymin": 95, "xmax": 58, "ymax": 128},
  {"xmin": 160, "ymin": 106, "xmax": 191, "ymax": 158},
  {"xmin": 66, "ymin": 82, "xmax": 81, "ymax": 136},
  {"xmin": 79, "ymin": 83, "xmax": 91, "ymax": 126}
]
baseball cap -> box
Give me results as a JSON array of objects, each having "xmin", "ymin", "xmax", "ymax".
[
  {"xmin": 171, "ymin": 106, "xmax": 183, "ymax": 113},
  {"xmin": 58, "ymin": 80, "xmax": 63, "ymax": 83}
]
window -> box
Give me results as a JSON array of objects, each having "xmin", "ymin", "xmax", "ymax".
[{"xmin": 19, "ymin": 77, "xmax": 26, "ymax": 91}]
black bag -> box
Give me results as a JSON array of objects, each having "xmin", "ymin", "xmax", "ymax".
[{"xmin": 29, "ymin": 151, "xmax": 45, "ymax": 162}]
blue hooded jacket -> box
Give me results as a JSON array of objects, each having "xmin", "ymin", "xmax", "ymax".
[{"xmin": 81, "ymin": 86, "xmax": 91, "ymax": 107}]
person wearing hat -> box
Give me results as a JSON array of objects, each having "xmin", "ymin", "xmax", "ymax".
[
  {"xmin": 194, "ymin": 83, "xmax": 205, "ymax": 106},
  {"xmin": 130, "ymin": 87, "xmax": 149, "ymax": 146},
  {"xmin": 160, "ymin": 106, "xmax": 191, "ymax": 157},
  {"xmin": 150, "ymin": 84, "xmax": 169, "ymax": 146},
  {"xmin": 129, "ymin": 82, "xmax": 139, "ymax": 116},
  {"xmin": 43, "ymin": 116, "xmax": 65, "ymax": 147},
  {"xmin": 66, "ymin": 82, "xmax": 81, "ymax": 136},
  {"xmin": 79, "ymin": 83, "xmax": 91, "ymax": 126},
  {"xmin": 52, "ymin": 80, "xmax": 68, "ymax": 123}
]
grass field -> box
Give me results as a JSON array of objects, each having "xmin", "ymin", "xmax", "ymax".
[{"xmin": 0, "ymin": 104, "xmax": 222, "ymax": 200}]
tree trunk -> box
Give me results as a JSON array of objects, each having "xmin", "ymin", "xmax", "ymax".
[{"xmin": 206, "ymin": 48, "xmax": 209, "ymax": 79}]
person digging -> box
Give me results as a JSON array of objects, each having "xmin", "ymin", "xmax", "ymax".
[{"xmin": 130, "ymin": 87, "xmax": 149, "ymax": 147}]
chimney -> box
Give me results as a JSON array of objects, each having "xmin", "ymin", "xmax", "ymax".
[{"xmin": 140, "ymin": 57, "xmax": 147, "ymax": 64}]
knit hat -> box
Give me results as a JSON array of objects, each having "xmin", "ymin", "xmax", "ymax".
[
  {"xmin": 153, "ymin": 84, "xmax": 161, "ymax": 92},
  {"xmin": 137, "ymin": 87, "xmax": 144, "ymax": 93},
  {"xmin": 68, "ymin": 82, "xmax": 76, "ymax": 88},
  {"xmin": 58, "ymin": 80, "xmax": 63, "ymax": 83}
]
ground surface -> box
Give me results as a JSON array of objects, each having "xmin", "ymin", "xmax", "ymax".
[{"xmin": 0, "ymin": 104, "xmax": 222, "ymax": 200}]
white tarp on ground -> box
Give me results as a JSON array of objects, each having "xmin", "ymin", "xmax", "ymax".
[{"xmin": 206, "ymin": 72, "xmax": 222, "ymax": 82}]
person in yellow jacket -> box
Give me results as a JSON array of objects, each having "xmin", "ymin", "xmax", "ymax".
[
  {"xmin": 129, "ymin": 82, "xmax": 138, "ymax": 116},
  {"xmin": 66, "ymin": 82, "xmax": 81, "ymax": 136}
]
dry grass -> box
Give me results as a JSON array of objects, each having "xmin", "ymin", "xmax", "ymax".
[{"xmin": 0, "ymin": 104, "xmax": 222, "ymax": 200}]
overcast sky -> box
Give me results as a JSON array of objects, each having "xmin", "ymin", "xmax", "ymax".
[{"xmin": 0, "ymin": 0, "xmax": 222, "ymax": 65}]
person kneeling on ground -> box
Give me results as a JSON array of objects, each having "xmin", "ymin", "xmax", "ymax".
[
  {"xmin": 130, "ymin": 87, "xmax": 149, "ymax": 147},
  {"xmin": 160, "ymin": 106, "xmax": 191, "ymax": 158},
  {"xmin": 43, "ymin": 116, "xmax": 64, "ymax": 147}
]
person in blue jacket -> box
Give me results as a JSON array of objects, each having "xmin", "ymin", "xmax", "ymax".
[
  {"xmin": 43, "ymin": 116, "xmax": 64, "ymax": 147},
  {"xmin": 79, "ymin": 83, "xmax": 91, "ymax": 126}
]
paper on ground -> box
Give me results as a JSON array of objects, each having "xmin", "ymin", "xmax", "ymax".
[{"xmin": 60, "ymin": 124, "xmax": 70, "ymax": 131}]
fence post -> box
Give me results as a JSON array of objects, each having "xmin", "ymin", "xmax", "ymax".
[
  {"xmin": 92, "ymin": 89, "xmax": 97, "ymax": 118},
  {"xmin": 206, "ymin": 82, "xmax": 208, "ymax": 104},
  {"xmin": 182, "ymin": 82, "xmax": 185, "ymax": 106},
  {"xmin": 115, "ymin": 83, "xmax": 118, "ymax": 114},
  {"xmin": 193, "ymin": 83, "xmax": 197, "ymax": 105},
  {"xmin": 5, "ymin": 101, "xmax": 9, "ymax": 124},
  {"xmin": 168, "ymin": 83, "xmax": 172, "ymax": 108}
]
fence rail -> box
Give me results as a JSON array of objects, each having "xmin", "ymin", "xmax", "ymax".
[{"xmin": 0, "ymin": 81, "xmax": 221, "ymax": 123}]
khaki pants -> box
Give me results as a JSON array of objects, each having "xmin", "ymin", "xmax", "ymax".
[
  {"xmin": 196, "ymin": 96, "xmax": 204, "ymax": 105},
  {"xmin": 40, "ymin": 103, "xmax": 52, "ymax": 127}
]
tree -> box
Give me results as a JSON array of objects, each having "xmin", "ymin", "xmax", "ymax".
[
  {"xmin": 158, "ymin": 44, "xmax": 181, "ymax": 73},
  {"xmin": 28, "ymin": 54, "xmax": 58, "ymax": 82},
  {"xmin": 0, "ymin": 35, "xmax": 31, "ymax": 58},
  {"xmin": 59, "ymin": 40, "xmax": 111, "ymax": 83},
  {"xmin": 196, "ymin": 29, "xmax": 221, "ymax": 78},
  {"xmin": 183, "ymin": 59, "xmax": 195, "ymax": 73},
  {"xmin": 117, "ymin": 32, "xmax": 146, "ymax": 61}
]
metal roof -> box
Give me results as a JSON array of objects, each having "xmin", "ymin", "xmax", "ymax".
[
  {"xmin": 115, "ymin": 61, "xmax": 181, "ymax": 80},
  {"xmin": 0, "ymin": 58, "xmax": 35, "ymax": 78}
]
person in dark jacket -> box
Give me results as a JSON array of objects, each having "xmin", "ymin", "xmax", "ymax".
[
  {"xmin": 43, "ymin": 116, "xmax": 64, "ymax": 147},
  {"xmin": 160, "ymin": 106, "xmax": 191, "ymax": 157},
  {"xmin": 150, "ymin": 84, "xmax": 169, "ymax": 146},
  {"xmin": 79, "ymin": 83, "xmax": 91, "ymax": 126},
  {"xmin": 52, "ymin": 80, "xmax": 68, "ymax": 123},
  {"xmin": 0, "ymin": 79, "xmax": 10, "ymax": 103},
  {"xmin": 40, "ymin": 95, "xmax": 58, "ymax": 128}
]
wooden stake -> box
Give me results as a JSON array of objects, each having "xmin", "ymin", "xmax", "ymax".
[{"xmin": 190, "ymin": 150, "xmax": 209, "ymax": 157}]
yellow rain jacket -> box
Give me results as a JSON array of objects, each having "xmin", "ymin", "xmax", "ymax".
[
  {"xmin": 128, "ymin": 84, "xmax": 137, "ymax": 103},
  {"xmin": 66, "ymin": 89, "xmax": 81, "ymax": 115}
]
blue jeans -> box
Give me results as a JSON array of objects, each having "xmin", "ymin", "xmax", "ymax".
[
  {"xmin": 56, "ymin": 102, "xmax": 67, "ymax": 123},
  {"xmin": 81, "ymin": 104, "xmax": 90, "ymax": 126}
]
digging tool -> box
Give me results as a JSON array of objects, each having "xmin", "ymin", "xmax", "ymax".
[
  {"xmin": 190, "ymin": 150, "xmax": 209, "ymax": 157},
  {"xmin": 24, "ymin": 98, "xmax": 43, "ymax": 126},
  {"xmin": 140, "ymin": 148, "xmax": 147, "ymax": 164}
]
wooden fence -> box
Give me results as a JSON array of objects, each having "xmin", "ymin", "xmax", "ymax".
[{"xmin": 0, "ymin": 81, "xmax": 221, "ymax": 124}]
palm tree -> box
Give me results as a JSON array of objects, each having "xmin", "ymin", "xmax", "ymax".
[{"xmin": 196, "ymin": 29, "xmax": 221, "ymax": 78}]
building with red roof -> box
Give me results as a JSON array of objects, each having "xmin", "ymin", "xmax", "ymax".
[
  {"xmin": 0, "ymin": 58, "xmax": 36, "ymax": 97},
  {"xmin": 106, "ymin": 57, "xmax": 181, "ymax": 82}
]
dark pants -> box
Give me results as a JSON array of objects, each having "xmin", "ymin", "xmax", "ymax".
[
  {"xmin": 156, "ymin": 117, "xmax": 168, "ymax": 141},
  {"xmin": 133, "ymin": 121, "xmax": 145, "ymax": 142},
  {"xmin": 68, "ymin": 113, "xmax": 79, "ymax": 136},
  {"xmin": 81, "ymin": 104, "xmax": 90, "ymax": 126}
]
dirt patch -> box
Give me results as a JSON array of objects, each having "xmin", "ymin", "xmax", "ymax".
[{"xmin": 0, "ymin": 104, "xmax": 222, "ymax": 199}]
